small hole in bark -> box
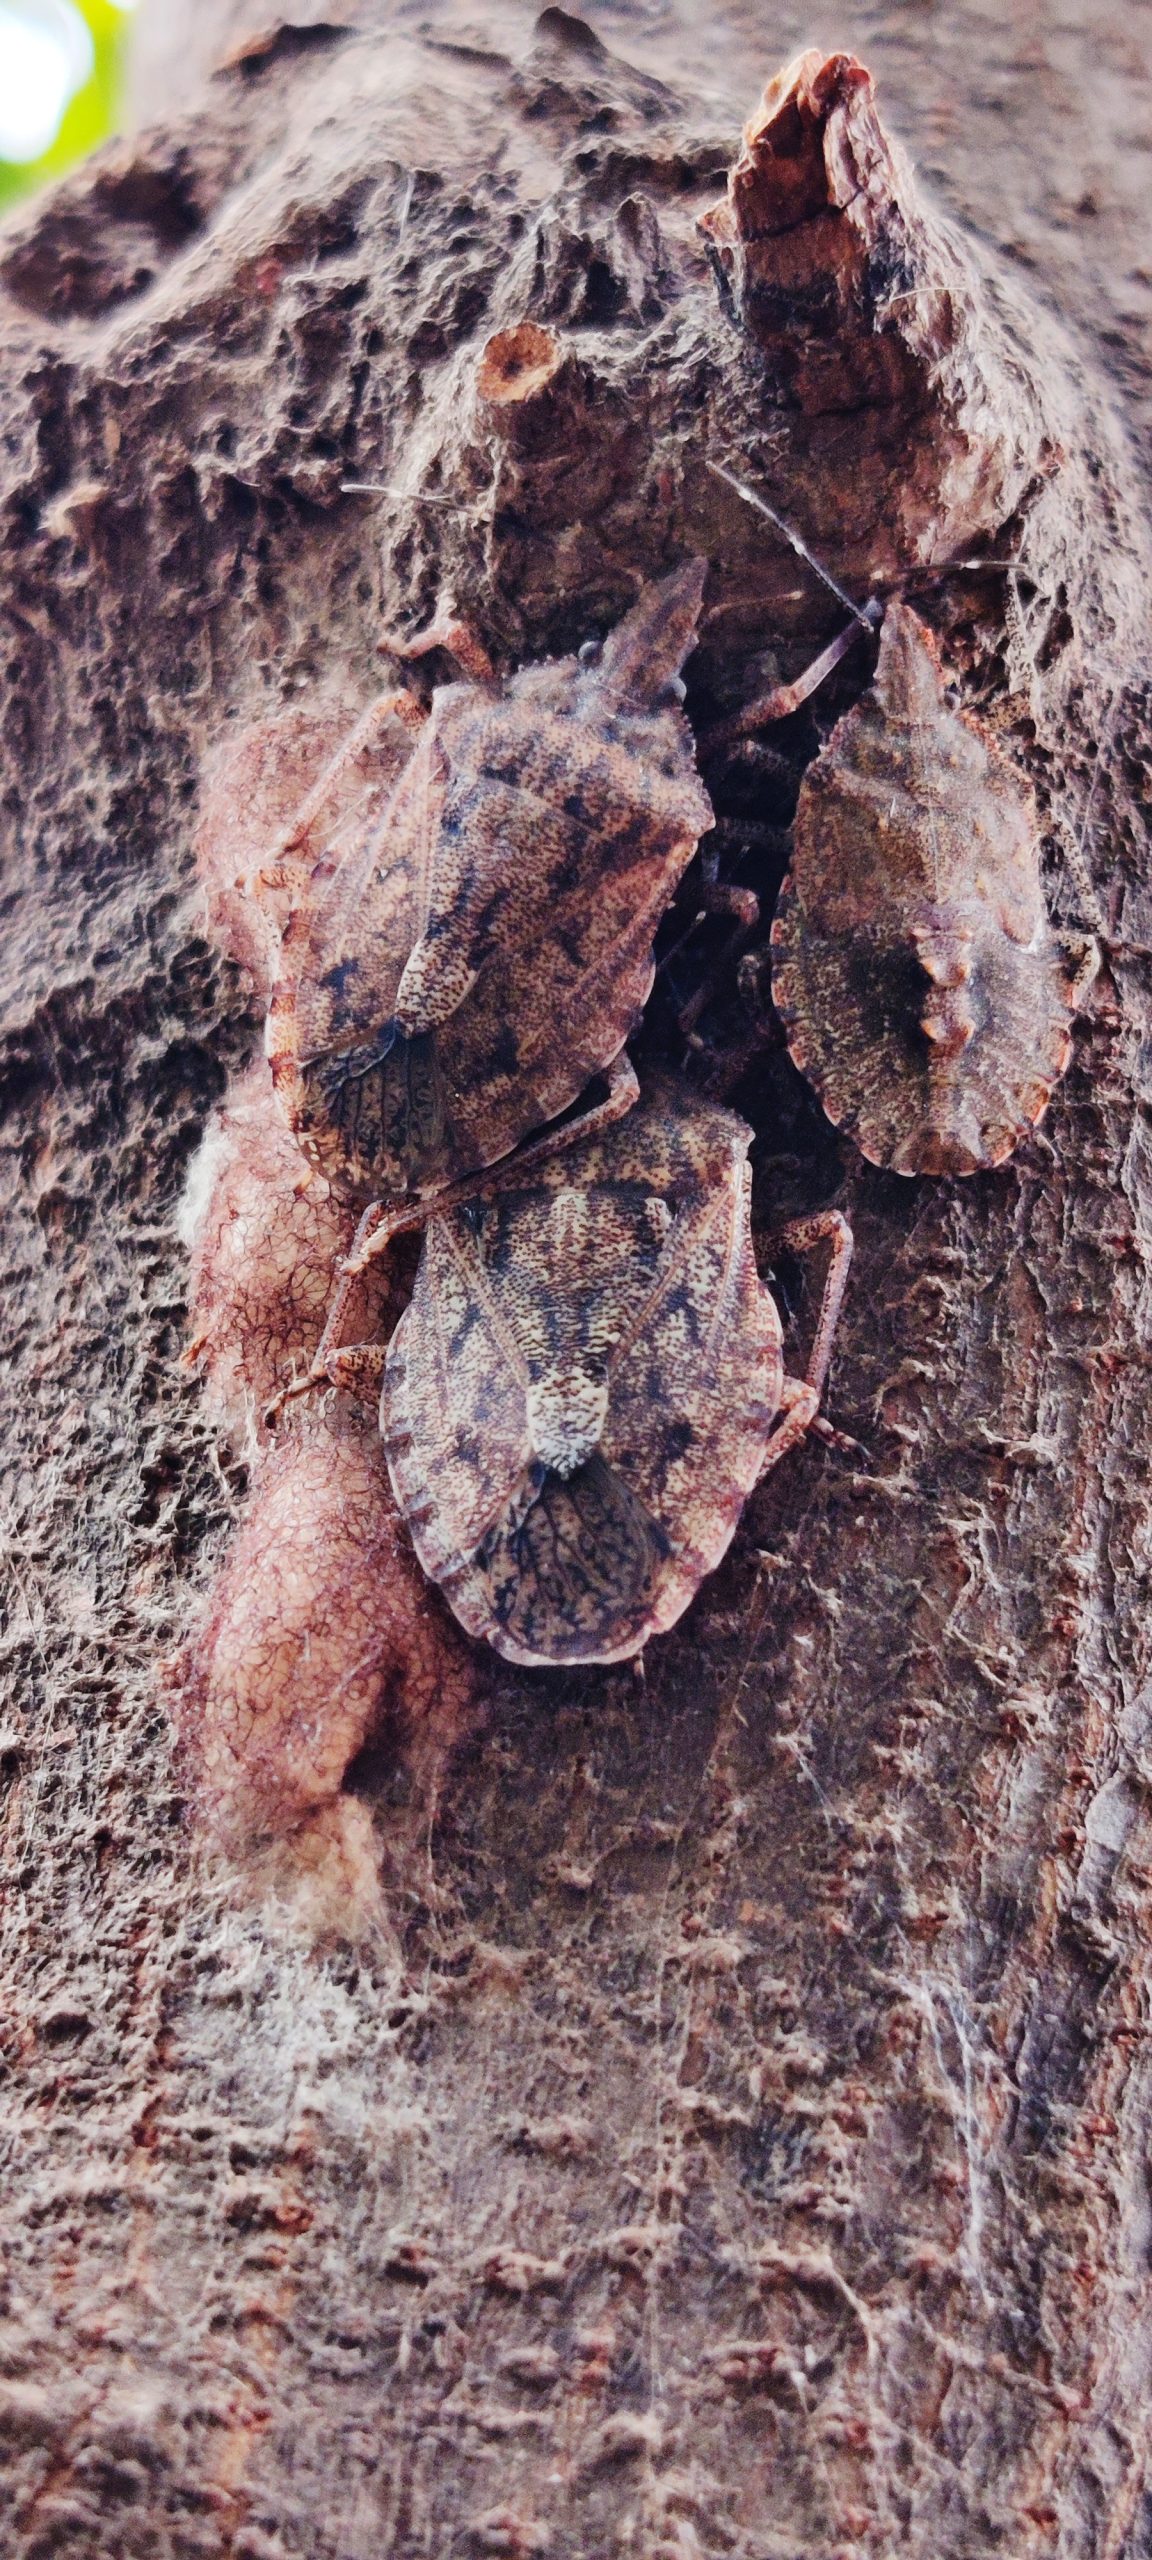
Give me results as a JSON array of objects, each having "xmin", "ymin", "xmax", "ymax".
[
  {"xmin": 580, "ymin": 256, "xmax": 625, "ymax": 322},
  {"xmin": 1036, "ymin": 601, "xmax": 1074, "ymax": 670},
  {"xmin": 477, "ymin": 321, "xmax": 563, "ymax": 405}
]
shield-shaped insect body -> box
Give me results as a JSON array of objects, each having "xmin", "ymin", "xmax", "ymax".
[
  {"xmin": 266, "ymin": 564, "xmax": 713, "ymax": 1208},
  {"xmin": 770, "ymin": 602, "xmax": 1087, "ymax": 1175},
  {"xmin": 381, "ymin": 1081, "xmax": 849, "ymax": 1666}
]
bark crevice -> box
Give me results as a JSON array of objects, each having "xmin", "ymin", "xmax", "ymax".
[{"xmin": 1, "ymin": 6, "xmax": 1151, "ymax": 2556}]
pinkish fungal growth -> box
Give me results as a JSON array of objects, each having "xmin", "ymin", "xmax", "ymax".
[
  {"xmin": 195, "ymin": 692, "xmax": 415, "ymax": 1003},
  {"xmin": 179, "ymin": 707, "xmax": 484, "ymax": 1926},
  {"xmin": 179, "ymin": 1057, "xmax": 399, "ymax": 1451},
  {"xmin": 175, "ymin": 1401, "xmax": 480, "ymax": 1933}
]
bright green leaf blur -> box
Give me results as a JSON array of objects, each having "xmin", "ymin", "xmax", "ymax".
[{"xmin": 0, "ymin": 0, "xmax": 131, "ymax": 217}]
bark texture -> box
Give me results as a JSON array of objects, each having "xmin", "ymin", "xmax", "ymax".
[{"xmin": 1, "ymin": 5, "xmax": 1152, "ymax": 2557}]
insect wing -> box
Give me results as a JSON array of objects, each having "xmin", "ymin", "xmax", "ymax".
[
  {"xmin": 289, "ymin": 726, "xmax": 445, "ymax": 1070},
  {"xmin": 601, "ymin": 1152, "xmax": 783, "ymax": 1635},
  {"xmin": 272, "ymin": 727, "xmax": 453, "ymax": 1194},
  {"xmin": 466, "ymin": 1453, "xmax": 671, "ymax": 1666},
  {"xmin": 383, "ymin": 1211, "xmax": 538, "ymax": 1611},
  {"xmin": 432, "ymin": 712, "xmax": 711, "ymax": 1169},
  {"xmin": 383, "ymin": 1201, "xmax": 670, "ymax": 1664}
]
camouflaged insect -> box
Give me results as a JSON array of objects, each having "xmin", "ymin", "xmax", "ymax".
[
  {"xmin": 380, "ymin": 1079, "xmax": 851, "ymax": 1666},
  {"xmin": 770, "ymin": 602, "xmax": 1090, "ymax": 1176},
  {"xmin": 265, "ymin": 564, "xmax": 713, "ymax": 1210}
]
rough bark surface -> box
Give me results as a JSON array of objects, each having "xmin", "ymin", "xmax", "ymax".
[{"xmin": 1, "ymin": 5, "xmax": 1151, "ymax": 2558}]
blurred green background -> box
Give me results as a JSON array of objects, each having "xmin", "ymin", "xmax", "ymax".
[{"xmin": 0, "ymin": 0, "xmax": 135, "ymax": 217}]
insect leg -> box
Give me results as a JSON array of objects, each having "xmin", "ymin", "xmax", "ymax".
[
  {"xmin": 754, "ymin": 1375, "xmax": 819, "ymax": 1482},
  {"xmin": 342, "ymin": 1052, "xmax": 642, "ymax": 1275},
  {"xmin": 258, "ymin": 689, "xmax": 426, "ymax": 904},
  {"xmin": 485, "ymin": 1046, "xmax": 641, "ymax": 1173},
  {"xmin": 1066, "ymin": 935, "xmax": 1103, "ymax": 1009},
  {"xmin": 657, "ymin": 818, "xmax": 769, "ymax": 978},
  {"xmin": 697, "ymin": 618, "xmax": 874, "ymax": 753},
  {"xmin": 759, "ymin": 1209, "xmax": 853, "ymax": 1403},
  {"xmin": 256, "ymin": 859, "xmax": 315, "ymax": 899},
  {"xmin": 753, "ymin": 1210, "xmax": 866, "ymax": 1462},
  {"xmin": 678, "ymin": 865, "xmax": 761, "ymax": 1040},
  {"xmin": 317, "ymin": 1340, "xmax": 389, "ymax": 1393},
  {"xmin": 266, "ymin": 1202, "xmax": 389, "ymax": 1418},
  {"xmin": 380, "ymin": 611, "xmax": 495, "ymax": 683}
]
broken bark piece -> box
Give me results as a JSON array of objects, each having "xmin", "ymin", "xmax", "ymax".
[
  {"xmin": 477, "ymin": 320, "xmax": 565, "ymax": 408},
  {"xmin": 692, "ymin": 41, "xmax": 1147, "ymax": 785},
  {"xmin": 770, "ymin": 603, "xmax": 1087, "ymax": 1173},
  {"xmin": 696, "ymin": 48, "xmax": 1059, "ymax": 581},
  {"xmin": 699, "ymin": 48, "xmax": 1053, "ymax": 579}
]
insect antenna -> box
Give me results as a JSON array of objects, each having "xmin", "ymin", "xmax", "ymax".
[
  {"xmin": 339, "ymin": 481, "xmax": 461, "ymax": 504},
  {"xmin": 700, "ymin": 463, "xmax": 884, "ymax": 750},
  {"xmin": 701, "ymin": 460, "xmax": 1026, "ymax": 751},
  {"xmin": 706, "ymin": 461, "xmax": 878, "ymax": 633}
]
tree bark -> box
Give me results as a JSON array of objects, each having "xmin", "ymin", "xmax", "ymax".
[{"xmin": 2, "ymin": 5, "xmax": 1152, "ymax": 2557}]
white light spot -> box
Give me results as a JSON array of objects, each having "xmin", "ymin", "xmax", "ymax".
[{"xmin": 0, "ymin": 0, "xmax": 94, "ymax": 164}]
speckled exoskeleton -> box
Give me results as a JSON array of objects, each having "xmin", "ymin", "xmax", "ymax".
[
  {"xmin": 764, "ymin": 602, "xmax": 1095, "ymax": 1174},
  {"xmin": 319, "ymin": 1079, "xmax": 852, "ymax": 1667},
  {"xmin": 264, "ymin": 563, "xmax": 714, "ymax": 1245}
]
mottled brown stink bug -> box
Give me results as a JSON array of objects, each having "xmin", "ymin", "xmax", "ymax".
[
  {"xmin": 768, "ymin": 602, "xmax": 1095, "ymax": 1175},
  {"xmin": 695, "ymin": 465, "xmax": 1096, "ymax": 1173},
  {"xmin": 264, "ymin": 564, "xmax": 713, "ymax": 1236},
  {"xmin": 371, "ymin": 1079, "xmax": 852, "ymax": 1666}
]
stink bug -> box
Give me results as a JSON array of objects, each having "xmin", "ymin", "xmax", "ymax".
[
  {"xmin": 264, "ymin": 564, "xmax": 713, "ymax": 1228},
  {"xmin": 694, "ymin": 466, "xmax": 1096, "ymax": 1170},
  {"xmin": 369, "ymin": 1079, "xmax": 852, "ymax": 1667},
  {"xmin": 768, "ymin": 602, "xmax": 1094, "ymax": 1174}
]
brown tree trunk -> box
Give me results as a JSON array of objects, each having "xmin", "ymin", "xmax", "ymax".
[{"xmin": 2, "ymin": 5, "xmax": 1151, "ymax": 2556}]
